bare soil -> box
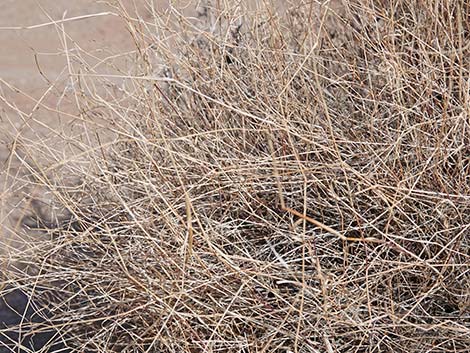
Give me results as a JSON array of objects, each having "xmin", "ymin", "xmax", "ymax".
[{"xmin": 0, "ymin": 0, "xmax": 170, "ymax": 248}]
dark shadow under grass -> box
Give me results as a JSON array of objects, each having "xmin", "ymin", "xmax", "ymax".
[{"xmin": 0, "ymin": 287, "xmax": 69, "ymax": 353}]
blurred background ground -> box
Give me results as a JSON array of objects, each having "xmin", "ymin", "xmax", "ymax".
[{"xmin": 0, "ymin": 0, "xmax": 174, "ymax": 251}]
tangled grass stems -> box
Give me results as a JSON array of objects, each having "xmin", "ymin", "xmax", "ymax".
[{"xmin": 1, "ymin": 0, "xmax": 470, "ymax": 352}]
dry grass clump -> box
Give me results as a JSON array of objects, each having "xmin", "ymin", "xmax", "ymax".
[{"xmin": 2, "ymin": 0, "xmax": 470, "ymax": 352}]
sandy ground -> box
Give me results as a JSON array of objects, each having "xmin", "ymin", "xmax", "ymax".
[{"xmin": 0, "ymin": 0, "xmax": 176, "ymax": 251}]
